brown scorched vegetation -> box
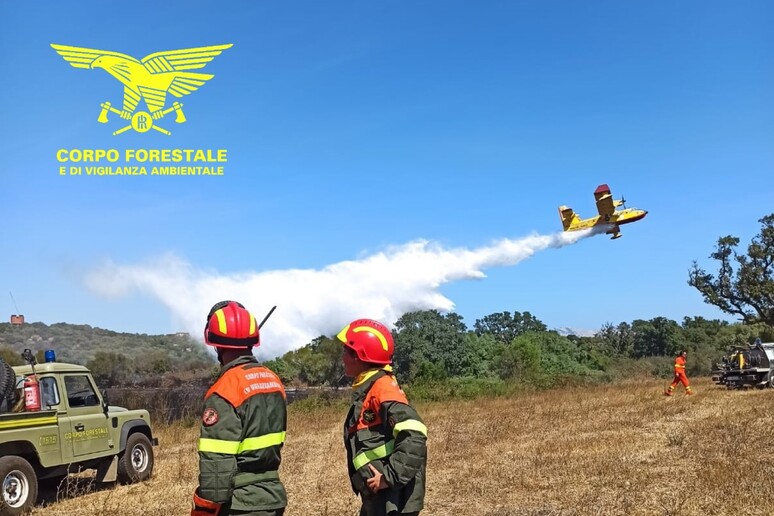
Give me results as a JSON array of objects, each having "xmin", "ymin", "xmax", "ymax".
[{"xmin": 34, "ymin": 378, "xmax": 774, "ymax": 515}]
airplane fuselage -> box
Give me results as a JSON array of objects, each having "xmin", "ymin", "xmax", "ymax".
[
  {"xmin": 559, "ymin": 184, "xmax": 646, "ymax": 239},
  {"xmin": 568, "ymin": 208, "xmax": 647, "ymax": 230}
]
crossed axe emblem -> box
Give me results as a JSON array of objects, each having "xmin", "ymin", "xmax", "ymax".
[{"xmin": 97, "ymin": 101, "xmax": 187, "ymax": 136}]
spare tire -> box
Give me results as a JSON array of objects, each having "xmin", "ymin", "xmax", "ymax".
[{"xmin": 0, "ymin": 357, "xmax": 16, "ymax": 411}]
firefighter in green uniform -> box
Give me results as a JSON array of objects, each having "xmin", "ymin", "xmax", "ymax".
[
  {"xmin": 337, "ymin": 318, "xmax": 428, "ymax": 516},
  {"xmin": 191, "ymin": 301, "xmax": 287, "ymax": 516}
]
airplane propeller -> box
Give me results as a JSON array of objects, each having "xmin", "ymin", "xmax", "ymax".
[{"xmin": 620, "ymin": 196, "xmax": 627, "ymax": 209}]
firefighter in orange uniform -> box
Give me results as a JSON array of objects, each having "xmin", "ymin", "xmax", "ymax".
[
  {"xmin": 338, "ymin": 319, "xmax": 427, "ymax": 516},
  {"xmin": 191, "ymin": 301, "xmax": 287, "ymax": 516},
  {"xmin": 664, "ymin": 350, "xmax": 694, "ymax": 396}
]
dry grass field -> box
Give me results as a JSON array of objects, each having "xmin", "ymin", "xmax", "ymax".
[{"xmin": 33, "ymin": 377, "xmax": 774, "ymax": 515}]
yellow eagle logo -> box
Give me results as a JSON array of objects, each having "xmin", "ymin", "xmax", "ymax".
[{"xmin": 51, "ymin": 43, "xmax": 233, "ymax": 135}]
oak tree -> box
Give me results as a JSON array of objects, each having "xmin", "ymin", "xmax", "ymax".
[{"xmin": 688, "ymin": 214, "xmax": 774, "ymax": 326}]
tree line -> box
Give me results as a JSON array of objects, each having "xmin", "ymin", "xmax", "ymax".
[
  {"xmin": 267, "ymin": 213, "xmax": 774, "ymax": 392},
  {"xmin": 0, "ymin": 213, "xmax": 771, "ymax": 395},
  {"xmin": 0, "ymin": 323, "xmax": 215, "ymax": 388},
  {"xmin": 264, "ymin": 311, "xmax": 772, "ymax": 391}
]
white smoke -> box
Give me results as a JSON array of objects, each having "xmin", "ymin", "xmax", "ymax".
[{"xmin": 84, "ymin": 229, "xmax": 596, "ymax": 358}]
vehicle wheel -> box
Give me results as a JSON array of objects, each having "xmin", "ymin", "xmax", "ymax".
[
  {"xmin": 769, "ymin": 373, "xmax": 774, "ymax": 389},
  {"xmin": 0, "ymin": 456, "xmax": 38, "ymax": 516},
  {"xmin": 117, "ymin": 433, "xmax": 154, "ymax": 484},
  {"xmin": 0, "ymin": 359, "xmax": 15, "ymax": 411}
]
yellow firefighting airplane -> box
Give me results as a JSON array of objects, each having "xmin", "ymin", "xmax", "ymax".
[{"xmin": 558, "ymin": 184, "xmax": 647, "ymax": 239}]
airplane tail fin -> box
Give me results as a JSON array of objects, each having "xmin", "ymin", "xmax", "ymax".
[{"xmin": 558, "ymin": 206, "xmax": 579, "ymax": 231}]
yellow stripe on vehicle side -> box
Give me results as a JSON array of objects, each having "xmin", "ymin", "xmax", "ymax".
[
  {"xmin": 0, "ymin": 415, "xmax": 58, "ymax": 430},
  {"xmin": 393, "ymin": 419, "xmax": 427, "ymax": 438},
  {"xmin": 353, "ymin": 440, "xmax": 394, "ymax": 469},
  {"xmin": 199, "ymin": 431, "xmax": 286, "ymax": 455}
]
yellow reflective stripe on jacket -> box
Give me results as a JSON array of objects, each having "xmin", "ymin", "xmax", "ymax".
[
  {"xmin": 238, "ymin": 431, "xmax": 286, "ymax": 453},
  {"xmin": 199, "ymin": 437, "xmax": 239, "ymax": 454},
  {"xmin": 392, "ymin": 419, "xmax": 427, "ymax": 438},
  {"xmin": 353, "ymin": 440, "xmax": 394, "ymax": 469},
  {"xmin": 198, "ymin": 431, "xmax": 286, "ymax": 455}
]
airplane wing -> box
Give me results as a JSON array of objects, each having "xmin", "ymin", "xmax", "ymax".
[
  {"xmin": 594, "ymin": 184, "xmax": 615, "ymax": 218},
  {"xmin": 51, "ymin": 44, "xmax": 137, "ymax": 68},
  {"xmin": 141, "ymin": 44, "xmax": 233, "ymax": 73}
]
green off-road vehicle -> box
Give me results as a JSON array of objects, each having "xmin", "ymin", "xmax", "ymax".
[{"xmin": 0, "ymin": 353, "xmax": 158, "ymax": 515}]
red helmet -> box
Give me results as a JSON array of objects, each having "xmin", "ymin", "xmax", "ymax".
[
  {"xmin": 204, "ymin": 300, "xmax": 260, "ymax": 349},
  {"xmin": 336, "ymin": 319, "xmax": 394, "ymax": 365}
]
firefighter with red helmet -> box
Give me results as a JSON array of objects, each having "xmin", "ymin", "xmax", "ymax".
[
  {"xmin": 191, "ymin": 301, "xmax": 287, "ymax": 516},
  {"xmin": 337, "ymin": 319, "xmax": 427, "ymax": 516}
]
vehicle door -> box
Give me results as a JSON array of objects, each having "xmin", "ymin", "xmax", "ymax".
[
  {"xmin": 60, "ymin": 374, "xmax": 112, "ymax": 457},
  {"xmin": 37, "ymin": 375, "xmax": 73, "ymax": 463}
]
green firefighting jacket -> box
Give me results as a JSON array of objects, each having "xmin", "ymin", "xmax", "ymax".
[
  {"xmin": 198, "ymin": 355, "xmax": 287, "ymax": 512},
  {"xmin": 344, "ymin": 368, "xmax": 427, "ymax": 514}
]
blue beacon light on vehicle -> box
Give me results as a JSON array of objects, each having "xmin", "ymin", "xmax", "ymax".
[{"xmin": 44, "ymin": 349, "xmax": 56, "ymax": 363}]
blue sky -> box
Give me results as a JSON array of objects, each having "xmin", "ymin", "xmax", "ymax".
[{"xmin": 1, "ymin": 1, "xmax": 772, "ymax": 356}]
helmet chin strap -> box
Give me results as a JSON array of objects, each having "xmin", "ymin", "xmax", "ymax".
[{"xmin": 216, "ymin": 347, "xmax": 225, "ymax": 365}]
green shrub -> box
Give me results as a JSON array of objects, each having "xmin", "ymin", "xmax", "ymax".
[
  {"xmin": 405, "ymin": 377, "xmax": 509, "ymax": 402},
  {"xmin": 288, "ymin": 390, "xmax": 349, "ymax": 412}
]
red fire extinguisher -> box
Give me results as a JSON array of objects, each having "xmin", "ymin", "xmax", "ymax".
[{"xmin": 24, "ymin": 375, "xmax": 41, "ymax": 412}]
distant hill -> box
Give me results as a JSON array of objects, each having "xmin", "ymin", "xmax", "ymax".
[{"xmin": 0, "ymin": 321, "xmax": 215, "ymax": 370}]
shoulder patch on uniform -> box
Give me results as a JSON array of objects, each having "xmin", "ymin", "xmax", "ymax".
[
  {"xmin": 362, "ymin": 410, "xmax": 376, "ymax": 423},
  {"xmin": 202, "ymin": 408, "xmax": 219, "ymax": 426}
]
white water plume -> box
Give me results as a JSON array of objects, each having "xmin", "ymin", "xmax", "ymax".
[{"xmin": 84, "ymin": 229, "xmax": 596, "ymax": 358}]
